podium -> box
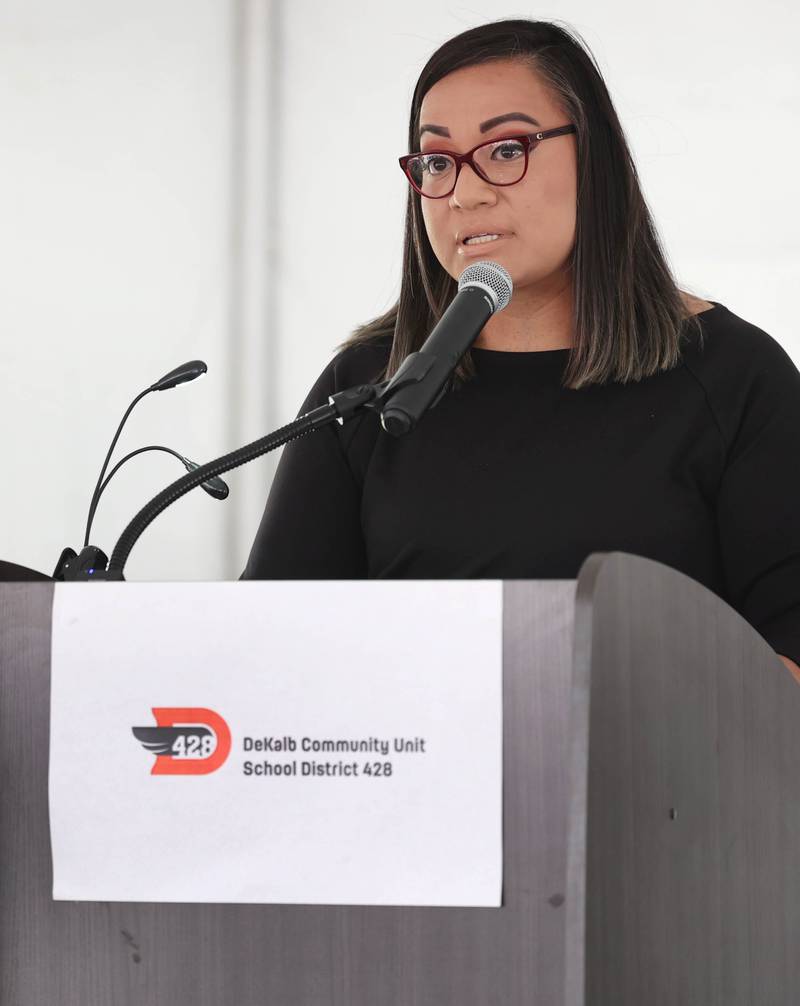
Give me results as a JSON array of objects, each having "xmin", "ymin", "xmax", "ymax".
[{"xmin": 1, "ymin": 552, "xmax": 799, "ymax": 1005}]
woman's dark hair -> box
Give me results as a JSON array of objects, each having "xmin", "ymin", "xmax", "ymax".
[{"xmin": 335, "ymin": 17, "xmax": 705, "ymax": 391}]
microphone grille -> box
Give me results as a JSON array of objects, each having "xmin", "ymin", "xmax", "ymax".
[{"xmin": 458, "ymin": 260, "xmax": 513, "ymax": 312}]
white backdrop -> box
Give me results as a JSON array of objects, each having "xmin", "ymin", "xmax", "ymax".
[{"xmin": 1, "ymin": 0, "xmax": 798, "ymax": 580}]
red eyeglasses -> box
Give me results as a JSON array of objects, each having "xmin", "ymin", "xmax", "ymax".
[{"xmin": 399, "ymin": 125, "xmax": 576, "ymax": 198}]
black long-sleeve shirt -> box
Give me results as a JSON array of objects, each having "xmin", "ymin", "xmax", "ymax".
[{"xmin": 242, "ymin": 302, "xmax": 800, "ymax": 666}]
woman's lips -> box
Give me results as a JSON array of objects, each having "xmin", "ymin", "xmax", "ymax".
[{"xmin": 457, "ymin": 234, "xmax": 510, "ymax": 256}]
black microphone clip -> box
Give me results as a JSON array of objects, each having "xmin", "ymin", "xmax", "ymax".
[
  {"xmin": 366, "ymin": 353, "xmax": 452, "ymax": 435},
  {"xmin": 53, "ymin": 545, "xmax": 110, "ymax": 581}
]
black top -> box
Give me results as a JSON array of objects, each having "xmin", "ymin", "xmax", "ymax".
[{"xmin": 242, "ymin": 302, "xmax": 800, "ymax": 666}]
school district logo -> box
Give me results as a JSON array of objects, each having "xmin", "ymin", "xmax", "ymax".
[{"xmin": 132, "ymin": 707, "xmax": 231, "ymax": 775}]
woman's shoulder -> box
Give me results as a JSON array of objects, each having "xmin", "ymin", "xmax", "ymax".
[
  {"xmin": 679, "ymin": 299, "xmax": 800, "ymax": 448},
  {"xmin": 296, "ymin": 334, "xmax": 393, "ymax": 415},
  {"xmin": 330, "ymin": 333, "xmax": 394, "ymax": 388},
  {"xmin": 680, "ymin": 291, "xmax": 715, "ymax": 316},
  {"xmin": 681, "ymin": 299, "xmax": 796, "ymax": 377}
]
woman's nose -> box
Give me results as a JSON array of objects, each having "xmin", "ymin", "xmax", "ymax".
[{"xmin": 449, "ymin": 162, "xmax": 496, "ymax": 209}]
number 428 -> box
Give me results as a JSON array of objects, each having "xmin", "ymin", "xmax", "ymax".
[{"xmin": 172, "ymin": 734, "xmax": 215, "ymax": 758}]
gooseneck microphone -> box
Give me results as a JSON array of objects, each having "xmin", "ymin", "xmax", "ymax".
[
  {"xmin": 102, "ymin": 260, "xmax": 513, "ymax": 579},
  {"xmin": 82, "ymin": 445, "xmax": 229, "ymax": 546},
  {"xmin": 82, "ymin": 360, "xmax": 208, "ymax": 548},
  {"xmin": 378, "ymin": 259, "xmax": 513, "ymax": 436},
  {"xmin": 53, "ymin": 360, "xmax": 215, "ymax": 580}
]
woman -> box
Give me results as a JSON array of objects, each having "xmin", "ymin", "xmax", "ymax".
[{"xmin": 242, "ymin": 19, "xmax": 800, "ymax": 683}]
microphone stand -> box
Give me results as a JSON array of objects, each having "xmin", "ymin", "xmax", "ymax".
[
  {"xmin": 103, "ymin": 368, "xmax": 440, "ymax": 580},
  {"xmin": 102, "ymin": 259, "xmax": 512, "ymax": 579}
]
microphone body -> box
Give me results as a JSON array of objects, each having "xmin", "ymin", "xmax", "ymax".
[
  {"xmin": 379, "ymin": 260, "xmax": 512, "ymax": 436},
  {"xmin": 101, "ymin": 262, "xmax": 512, "ymax": 576}
]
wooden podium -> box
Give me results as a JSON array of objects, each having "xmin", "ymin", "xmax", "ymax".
[{"xmin": 1, "ymin": 552, "xmax": 798, "ymax": 1005}]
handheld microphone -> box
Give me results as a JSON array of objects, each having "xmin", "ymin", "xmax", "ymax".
[
  {"xmin": 100, "ymin": 261, "xmax": 511, "ymax": 576},
  {"xmin": 378, "ymin": 260, "xmax": 513, "ymax": 436}
]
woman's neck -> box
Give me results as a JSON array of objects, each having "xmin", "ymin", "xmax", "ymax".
[
  {"xmin": 469, "ymin": 286, "xmax": 712, "ymax": 352},
  {"xmin": 471, "ymin": 281, "xmax": 574, "ymax": 352}
]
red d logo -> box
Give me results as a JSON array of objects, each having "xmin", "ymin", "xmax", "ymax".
[{"xmin": 132, "ymin": 707, "xmax": 232, "ymax": 775}]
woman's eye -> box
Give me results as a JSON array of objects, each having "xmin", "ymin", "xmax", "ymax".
[
  {"xmin": 422, "ymin": 155, "xmax": 452, "ymax": 175},
  {"xmin": 491, "ymin": 141, "xmax": 524, "ymax": 160}
]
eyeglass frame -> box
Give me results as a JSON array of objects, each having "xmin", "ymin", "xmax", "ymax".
[{"xmin": 399, "ymin": 124, "xmax": 577, "ymax": 198}]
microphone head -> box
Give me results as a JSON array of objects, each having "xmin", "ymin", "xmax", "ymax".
[
  {"xmin": 458, "ymin": 260, "xmax": 513, "ymax": 313},
  {"xmin": 152, "ymin": 360, "xmax": 208, "ymax": 392},
  {"xmin": 182, "ymin": 458, "xmax": 230, "ymax": 500}
]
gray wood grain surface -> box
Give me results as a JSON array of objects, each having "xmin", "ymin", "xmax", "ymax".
[
  {"xmin": 0, "ymin": 579, "xmax": 576, "ymax": 1006},
  {"xmin": 565, "ymin": 551, "xmax": 800, "ymax": 1006},
  {"xmin": 4, "ymin": 555, "xmax": 798, "ymax": 1005}
]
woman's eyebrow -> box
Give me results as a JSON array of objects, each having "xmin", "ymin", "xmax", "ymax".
[{"xmin": 419, "ymin": 111, "xmax": 541, "ymax": 139}]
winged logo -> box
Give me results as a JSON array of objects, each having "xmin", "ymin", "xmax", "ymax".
[
  {"xmin": 131, "ymin": 707, "xmax": 231, "ymax": 775},
  {"xmin": 131, "ymin": 726, "xmax": 214, "ymax": 756}
]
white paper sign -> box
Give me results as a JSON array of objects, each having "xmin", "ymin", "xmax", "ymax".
[{"xmin": 49, "ymin": 580, "xmax": 503, "ymax": 906}]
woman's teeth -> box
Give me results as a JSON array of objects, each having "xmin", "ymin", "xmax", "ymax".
[{"xmin": 464, "ymin": 233, "xmax": 501, "ymax": 245}]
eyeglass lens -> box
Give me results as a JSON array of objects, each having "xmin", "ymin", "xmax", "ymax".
[{"xmin": 407, "ymin": 137, "xmax": 528, "ymax": 196}]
